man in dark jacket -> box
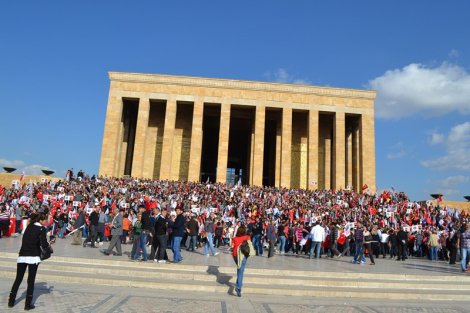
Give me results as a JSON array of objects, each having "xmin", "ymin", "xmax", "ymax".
[
  {"xmin": 266, "ymin": 219, "xmax": 277, "ymax": 258},
  {"xmin": 83, "ymin": 208, "xmax": 99, "ymax": 248},
  {"xmin": 71, "ymin": 208, "xmax": 85, "ymax": 245},
  {"xmin": 154, "ymin": 208, "xmax": 169, "ymax": 263},
  {"xmin": 186, "ymin": 215, "xmax": 199, "ymax": 252},
  {"xmin": 171, "ymin": 207, "xmax": 185, "ymax": 263},
  {"xmin": 396, "ymin": 225, "xmax": 408, "ymax": 261}
]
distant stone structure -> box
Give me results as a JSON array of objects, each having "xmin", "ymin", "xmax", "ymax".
[{"xmin": 99, "ymin": 72, "xmax": 376, "ymax": 191}]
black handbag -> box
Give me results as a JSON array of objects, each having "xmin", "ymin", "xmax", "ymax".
[{"xmin": 40, "ymin": 245, "xmax": 53, "ymax": 260}]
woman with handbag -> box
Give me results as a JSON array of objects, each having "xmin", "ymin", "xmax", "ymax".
[
  {"xmin": 8, "ymin": 213, "xmax": 54, "ymax": 310},
  {"xmin": 231, "ymin": 226, "xmax": 251, "ymax": 297}
]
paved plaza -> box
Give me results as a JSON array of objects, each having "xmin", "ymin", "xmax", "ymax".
[
  {"xmin": 1, "ymin": 236, "xmax": 469, "ymax": 312},
  {"xmin": 0, "ymin": 280, "xmax": 469, "ymax": 313},
  {"xmin": 0, "ymin": 235, "xmax": 466, "ymax": 276}
]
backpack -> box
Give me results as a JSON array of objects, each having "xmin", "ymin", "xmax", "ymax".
[{"xmin": 239, "ymin": 239, "xmax": 256, "ymax": 258}]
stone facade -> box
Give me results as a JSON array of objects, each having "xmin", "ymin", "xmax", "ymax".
[{"xmin": 99, "ymin": 72, "xmax": 376, "ymax": 191}]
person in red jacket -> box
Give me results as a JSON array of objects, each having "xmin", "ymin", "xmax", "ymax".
[{"xmin": 232, "ymin": 226, "xmax": 250, "ymax": 297}]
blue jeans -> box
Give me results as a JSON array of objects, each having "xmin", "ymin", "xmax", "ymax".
[
  {"xmin": 204, "ymin": 232, "xmax": 216, "ymax": 256},
  {"xmin": 277, "ymin": 236, "xmax": 286, "ymax": 253},
  {"xmin": 461, "ymin": 247, "xmax": 470, "ymax": 272},
  {"xmin": 309, "ymin": 241, "xmax": 322, "ymax": 259},
  {"xmin": 430, "ymin": 246, "xmax": 439, "ymax": 261},
  {"xmin": 233, "ymin": 255, "xmax": 247, "ymax": 290},
  {"xmin": 187, "ymin": 235, "xmax": 197, "ymax": 251},
  {"xmin": 252, "ymin": 234, "xmax": 263, "ymax": 255},
  {"xmin": 133, "ymin": 232, "xmax": 148, "ymax": 261},
  {"xmin": 172, "ymin": 236, "xmax": 183, "ymax": 262},
  {"xmin": 353, "ymin": 243, "xmax": 363, "ymax": 263}
]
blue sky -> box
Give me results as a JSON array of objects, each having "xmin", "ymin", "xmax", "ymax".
[{"xmin": 1, "ymin": 1, "xmax": 469, "ymax": 201}]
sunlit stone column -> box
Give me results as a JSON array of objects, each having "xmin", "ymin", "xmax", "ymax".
[
  {"xmin": 99, "ymin": 93, "xmax": 123, "ymax": 177},
  {"xmin": 308, "ymin": 109, "xmax": 318, "ymax": 190},
  {"xmin": 188, "ymin": 99, "xmax": 204, "ymax": 182},
  {"xmin": 334, "ymin": 111, "xmax": 346, "ymax": 190},
  {"xmin": 131, "ymin": 97, "xmax": 150, "ymax": 178},
  {"xmin": 252, "ymin": 105, "xmax": 265, "ymax": 186},
  {"xmin": 280, "ymin": 107, "xmax": 292, "ymax": 188},
  {"xmin": 216, "ymin": 102, "xmax": 231, "ymax": 183},
  {"xmin": 159, "ymin": 98, "xmax": 177, "ymax": 180}
]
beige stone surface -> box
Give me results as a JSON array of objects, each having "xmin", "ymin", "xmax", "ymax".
[
  {"xmin": 159, "ymin": 99, "xmax": 177, "ymax": 180},
  {"xmin": 362, "ymin": 112, "xmax": 376, "ymax": 192},
  {"xmin": 187, "ymin": 100, "xmax": 204, "ymax": 182},
  {"xmin": 216, "ymin": 102, "xmax": 231, "ymax": 183},
  {"xmin": 280, "ymin": 108, "xmax": 292, "ymax": 188},
  {"xmin": 100, "ymin": 72, "xmax": 376, "ymax": 190},
  {"xmin": 308, "ymin": 110, "xmax": 319, "ymax": 190},
  {"xmin": 252, "ymin": 105, "xmax": 265, "ymax": 186},
  {"xmin": 131, "ymin": 98, "xmax": 150, "ymax": 178},
  {"xmin": 334, "ymin": 112, "xmax": 346, "ymax": 190},
  {"xmin": 99, "ymin": 91, "xmax": 123, "ymax": 177}
]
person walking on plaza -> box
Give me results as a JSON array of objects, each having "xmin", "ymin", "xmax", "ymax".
[
  {"xmin": 309, "ymin": 221, "xmax": 325, "ymax": 259},
  {"xmin": 363, "ymin": 227, "xmax": 375, "ymax": 265},
  {"xmin": 427, "ymin": 229, "xmax": 440, "ymax": 261},
  {"xmin": 171, "ymin": 207, "xmax": 185, "ymax": 263},
  {"xmin": 132, "ymin": 213, "xmax": 147, "ymax": 262},
  {"xmin": 71, "ymin": 208, "xmax": 85, "ymax": 245},
  {"xmin": 353, "ymin": 222, "xmax": 364, "ymax": 264},
  {"xmin": 396, "ymin": 225, "xmax": 408, "ymax": 261},
  {"xmin": 83, "ymin": 207, "xmax": 98, "ymax": 248},
  {"xmin": 186, "ymin": 214, "xmax": 199, "ymax": 252},
  {"xmin": 232, "ymin": 226, "xmax": 251, "ymax": 297},
  {"xmin": 266, "ymin": 219, "xmax": 277, "ymax": 258},
  {"xmin": 8, "ymin": 213, "xmax": 53, "ymax": 310},
  {"xmin": 328, "ymin": 222, "xmax": 342, "ymax": 258},
  {"xmin": 154, "ymin": 208, "xmax": 169, "ymax": 263},
  {"xmin": 203, "ymin": 212, "xmax": 218, "ymax": 257},
  {"xmin": 459, "ymin": 223, "xmax": 470, "ymax": 272},
  {"xmin": 101, "ymin": 208, "xmax": 123, "ymax": 256}
]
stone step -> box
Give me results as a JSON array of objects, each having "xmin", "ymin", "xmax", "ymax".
[
  {"xmin": 1, "ymin": 266, "xmax": 468, "ymax": 301},
  {"xmin": 1, "ymin": 259, "xmax": 469, "ymax": 292},
  {"xmin": 1, "ymin": 253, "xmax": 468, "ymax": 283}
]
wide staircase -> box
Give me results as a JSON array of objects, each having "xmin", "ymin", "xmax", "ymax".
[{"xmin": 0, "ymin": 252, "xmax": 469, "ymax": 301}]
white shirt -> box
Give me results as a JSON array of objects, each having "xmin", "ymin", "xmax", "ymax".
[{"xmin": 310, "ymin": 225, "xmax": 325, "ymax": 242}]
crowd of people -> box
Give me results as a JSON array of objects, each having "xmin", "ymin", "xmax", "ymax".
[{"xmin": 1, "ymin": 171, "xmax": 470, "ymax": 274}]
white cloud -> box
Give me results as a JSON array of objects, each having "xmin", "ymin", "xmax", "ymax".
[
  {"xmin": 433, "ymin": 175, "xmax": 469, "ymax": 196},
  {"xmin": 0, "ymin": 158, "xmax": 51, "ymax": 175},
  {"xmin": 429, "ymin": 132, "xmax": 445, "ymax": 145},
  {"xmin": 368, "ymin": 62, "xmax": 470, "ymax": 119},
  {"xmin": 265, "ymin": 68, "xmax": 311, "ymax": 85},
  {"xmin": 422, "ymin": 122, "xmax": 470, "ymax": 171},
  {"xmin": 386, "ymin": 142, "xmax": 407, "ymax": 159}
]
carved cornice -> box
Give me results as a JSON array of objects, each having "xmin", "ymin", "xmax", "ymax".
[{"xmin": 109, "ymin": 72, "xmax": 376, "ymax": 100}]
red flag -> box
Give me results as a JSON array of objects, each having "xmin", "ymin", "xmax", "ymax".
[{"xmin": 438, "ymin": 195, "xmax": 442, "ymax": 202}]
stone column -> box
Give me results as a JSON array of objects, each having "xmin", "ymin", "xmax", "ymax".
[
  {"xmin": 280, "ymin": 107, "xmax": 292, "ymax": 188},
  {"xmin": 307, "ymin": 110, "xmax": 318, "ymax": 190},
  {"xmin": 159, "ymin": 99, "xmax": 177, "ymax": 180},
  {"xmin": 275, "ymin": 117, "xmax": 282, "ymax": 187},
  {"xmin": 362, "ymin": 112, "xmax": 376, "ymax": 192},
  {"xmin": 188, "ymin": 100, "xmax": 204, "ymax": 182},
  {"xmin": 334, "ymin": 111, "xmax": 346, "ymax": 190},
  {"xmin": 252, "ymin": 105, "xmax": 265, "ymax": 186},
  {"xmin": 352, "ymin": 118, "xmax": 360, "ymax": 191},
  {"xmin": 131, "ymin": 97, "xmax": 150, "ymax": 178},
  {"xmin": 346, "ymin": 127, "xmax": 353, "ymax": 189},
  {"xmin": 99, "ymin": 93, "xmax": 123, "ymax": 177},
  {"xmin": 216, "ymin": 102, "xmax": 231, "ymax": 183}
]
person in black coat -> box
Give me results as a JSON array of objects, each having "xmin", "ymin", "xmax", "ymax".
[
  {"xmin": 154, "ymin": 208, "xmax": 169, "ymax": 262},
  {"xmin": 9, "ymin": 213, "xmax": 53, "ymax": 310}
]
